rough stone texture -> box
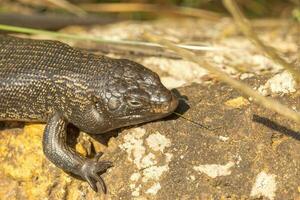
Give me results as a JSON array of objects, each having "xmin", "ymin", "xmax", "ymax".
[
  {"xmin": 102, "ymin": 79, "xmax": 300, "ymax": 200},
  {"xmin": 1, "ymin": 79, "xmax": 300, "ymax": 199},
  {"xmin": 1, "ymin": 18, "xmax": 299, "ymax": 199}
]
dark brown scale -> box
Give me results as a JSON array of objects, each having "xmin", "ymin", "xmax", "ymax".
[{"xmin": 0, "ymin": 35, "xmax": 178, "ymax": 193}]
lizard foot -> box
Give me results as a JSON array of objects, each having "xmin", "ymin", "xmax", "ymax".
[{"xmin": 80, "ymin": 154, "xmax": 113, "ymax": 193}]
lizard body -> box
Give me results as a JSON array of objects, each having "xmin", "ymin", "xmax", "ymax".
[{"xmin": 0, "ymin": 35, "xmax": 178, "ymax": 192}]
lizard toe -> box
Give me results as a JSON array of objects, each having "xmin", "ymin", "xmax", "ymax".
[
  {"xmin": 84, "ymin": 173, "xmax": 98, "ymax": 192},
  {"xmin": 81, "ymin": 159, "xmax": 112, "ymax": 193},
  {"xmin": 95, "ymin": 161, "xmax": 113, "ymax": 172},
  {"xmin": 94, "ymin": 152, "xmax": 104, "ymax": 161}
]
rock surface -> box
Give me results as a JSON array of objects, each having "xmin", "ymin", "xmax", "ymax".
[
  {"xmin": 1, "ymin": 79, "xmax": 300, "ymax": 199},
  {"xmin": 0, "ymin": 18, "xmax": 299, "ymax": 200}
]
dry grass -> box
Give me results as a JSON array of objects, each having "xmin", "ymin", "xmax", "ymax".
[
  {"xmin": 79, "ymin": 3, "xmax": 222, "ymax": 21},
  {"xmin": 144, "ymin": 32, "xmax": 300, "ymax": 125},
  {"xmin": 223, "ymin": 0, "xmax": 300, "ymax": 83}
]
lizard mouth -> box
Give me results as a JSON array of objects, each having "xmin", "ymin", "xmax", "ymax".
[
  {"xmin": 118, "ymin": 93, "xmax": 179, "ymax": 121},
  {"xmin": 150, "ymin": 92, "xmax": 179, "ymax": 115},
  {"xmin": 119, "ymin": 114, "xmax": 143, "ymax": 120}
]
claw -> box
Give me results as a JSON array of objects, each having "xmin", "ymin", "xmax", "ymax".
[
  {"xmin": 80, "ymin": 158, "xmax": 113, "ymax": 193},
  {"xmin": 96, "ymin": 161, "xmax": 113, "ymax": 172},
  {"xmin": 92, "ymin": 174, "xmax": 106, "ymax": 194},
  {"xmin": 94, "ymin": 152, "xmax": 104, "ymax": 161},
  {"xmin": 84, "ymin": 174, "xmax": 98, "ymax": 192}
]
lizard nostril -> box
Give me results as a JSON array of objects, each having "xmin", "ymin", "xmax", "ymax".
[
  {"xmin": 159, "ymin": 91, "xmax": 179, "ymax": 113},
  {"xmin": 159, "ymin": 91, "xmax": 172, "ymax": 103}
]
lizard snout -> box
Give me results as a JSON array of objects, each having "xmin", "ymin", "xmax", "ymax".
[{"xmin": 159, "ymin": 91, "xmax": 179, "ymax": 114}]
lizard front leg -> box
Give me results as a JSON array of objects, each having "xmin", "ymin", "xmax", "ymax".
[{"xmin": 42, "ymin": 113, "xmax": 112, "ymax": 193}]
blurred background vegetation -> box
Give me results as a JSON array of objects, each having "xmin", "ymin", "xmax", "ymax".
[{"xmin": 0, "ymin": 0, "xmax": 299, "ymax": 20}]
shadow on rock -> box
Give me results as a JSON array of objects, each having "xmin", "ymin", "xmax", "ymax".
[
  {"xmin": 253, "ymin": 114, "xmax": 300, "ymax": 141},
  {"xmin": 167, "ymin": 88, "xmax": 190, "ymax": 120},
  {"xmin": 0, "ymin": 121, "xmax": 25, "ymax": 130}
]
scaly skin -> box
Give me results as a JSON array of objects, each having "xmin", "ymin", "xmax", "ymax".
[{"xmin": 0, "ymin": 35, "xmax": 178, "ymax": 192}]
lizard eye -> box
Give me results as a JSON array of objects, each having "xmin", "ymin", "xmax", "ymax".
[
  {"xmin": 126, "ymin": 89, "xmax": 149, "ymax": 108},
  {"xmin": 128, "ymin": 99, "xmax": 143, "ymax": 108}
]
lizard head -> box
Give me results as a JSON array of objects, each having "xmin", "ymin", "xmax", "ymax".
[{"xmin": 92, "ymin": 59, "xmax": 178, "ymax": 132}]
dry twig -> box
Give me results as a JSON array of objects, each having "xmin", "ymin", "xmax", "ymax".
[
  {"xmin": 144, "ymin": 33, "xmax": 300, "ymax": 125},
  {"xmin": 223, "ymin": 0, "xmax": 300, "ymax": 83},
  {"xmin": 45, "ymin": 0, "xmax": 86, "ymax": 16},
  {"xmin": 0, "ymin": 24, "xmax": 230, "ymax": 52},
  {"xmin": 79, "ymin": 3, "xmax": 222, "ymax": 21}
]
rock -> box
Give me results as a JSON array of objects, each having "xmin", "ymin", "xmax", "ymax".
[
  {"xmin": 102, "ymin": 81, "xmax": 300, "ymax": 200},
  {"xmin": 1, "ymin": 80, "xmax": 300, "ymax": 200}
]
